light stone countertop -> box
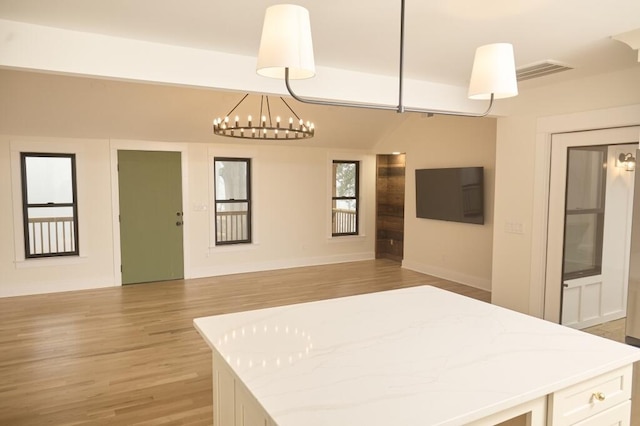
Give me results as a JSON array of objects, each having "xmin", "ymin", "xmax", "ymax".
[{"xmin": 194, "ymin": 285, "xmax": 640, "ymax": 425}]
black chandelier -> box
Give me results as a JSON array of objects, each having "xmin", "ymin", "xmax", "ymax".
[{"xmin": 213, "ymin": 94, "xmax": 315, "ymax": 140}]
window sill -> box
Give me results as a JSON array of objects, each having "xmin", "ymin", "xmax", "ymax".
[
  {"xmin": 327, "ymin": 234, "xmax": 366, "ymax": 243},
  {"xmin": 14, "ymin": 255, "xmax": 89, "ymax": 269},
  {"xmin": 208, "ymin": 242, "xmax": 261, "ymax": 252}
]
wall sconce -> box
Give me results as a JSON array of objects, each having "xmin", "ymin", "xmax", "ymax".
[{"xmin": 618, "ymin": 153, "xmax": 636, "ymax": 171}]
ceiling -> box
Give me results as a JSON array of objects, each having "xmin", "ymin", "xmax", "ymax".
[{"xmin": 0, "ymin": 0, "xmax": 639, "ymax": 90}]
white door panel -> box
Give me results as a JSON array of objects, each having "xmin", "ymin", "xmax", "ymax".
[{"xmin": 562, "ymin": 275, "xmax": 603, "ymax": 328}]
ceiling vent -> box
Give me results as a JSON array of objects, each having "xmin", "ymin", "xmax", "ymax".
[{"xmin": 516, "ymin": 61, "xmax": 573, "ymax": 81}]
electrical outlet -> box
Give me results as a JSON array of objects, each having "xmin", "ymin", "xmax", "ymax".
[{"xmin": 505, "ymin": 221, "xmax": 524, "ymax": 234}]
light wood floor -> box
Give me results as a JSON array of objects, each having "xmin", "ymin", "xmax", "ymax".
[
  {"xmin": 0, "ymin": 259, "xmax": 637, "ymax": 425},
  {"xmin": 0, "ymin": 259, "xmax": 488, "ymax": 425}
]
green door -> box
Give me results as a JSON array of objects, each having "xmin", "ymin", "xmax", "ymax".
[{"xmin": 118, "ymin": 150, "xmax": 184, "ymax": 284}]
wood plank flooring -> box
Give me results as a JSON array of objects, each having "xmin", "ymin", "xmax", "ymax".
[
  {"xmin": 0, "ymin": 259, "xmax": 488, "ymax": 425},
  {"xmin": 0, "ymin": 259, "xmax": 637, "ymax": 425}
]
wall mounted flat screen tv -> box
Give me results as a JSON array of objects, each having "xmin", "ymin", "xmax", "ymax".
[{"xmin": 415, "ymin": 167, "xmax": 484, "ymax": 225}]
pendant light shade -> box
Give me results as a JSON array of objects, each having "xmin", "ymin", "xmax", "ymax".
[
  {"xmin": 468, "ymin": 43, "xmax": 518, "ymax": 100},
  {"xmin": 256, "ymin": 4, "xmax": 316, "ymax": 80}
]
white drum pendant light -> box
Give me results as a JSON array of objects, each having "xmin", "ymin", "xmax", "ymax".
[{"xmin": 256, "ymin": 4, "xmax": 315, "ymax": 80}]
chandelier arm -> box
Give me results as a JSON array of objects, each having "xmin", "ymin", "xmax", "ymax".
[
  {"xmin": 225, "ymin": 93, "xmax": 250, "ymax": 117},
  {"xmin": 280, "ymin": 97, "xmax": 302, "ymax": 121},
  {"xmin": 259, "ymin": 96, "xmax": 265, "ymax": 122},
  {"xmin": 266, "ymin": 96, "xmax": 273, "ymax": 126}
]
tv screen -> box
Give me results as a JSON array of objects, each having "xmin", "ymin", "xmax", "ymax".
[{"xmin": 415, "ymin": 167, "xmax": 484, "ymax": 225}]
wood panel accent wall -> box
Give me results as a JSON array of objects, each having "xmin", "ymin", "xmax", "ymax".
[{"xmin": 376, "ymin": 154, "xmax": 406, "ymax": 261}]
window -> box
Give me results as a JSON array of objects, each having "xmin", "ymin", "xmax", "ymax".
[
  {"xmin": 20, "ymin": 153, "xmax": 79, "ymax": 258},
  {"xmin": 214, "ymin": 157, "xmax": 251, "ymax": 244},
  {"xmin": 332, "ymin": 160, "xmax": 359, "ymax": 236},
  {"xmin": 562, "ymin": 146, "xmax": 607, "ymax": 279}
]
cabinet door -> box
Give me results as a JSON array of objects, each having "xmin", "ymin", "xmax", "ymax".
[
  {"xmin": 213, "ymin": 358, "xmax": 236, "ymax": 426},
  {"xmin": 572, "ymin": 400, "xmax": 630, "ymax": 426},
  {"xmin": 548, "ymin": 366, "xmax": 632, "ymax": 425},
  {"xmin": 236, "ymin": 383, "xmax": 269, "ymax": 426}
]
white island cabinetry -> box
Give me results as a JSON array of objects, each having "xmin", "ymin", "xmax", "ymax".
[{"xmin": 195, "ymin": 286, "xmax": 640, "ymax": 426}]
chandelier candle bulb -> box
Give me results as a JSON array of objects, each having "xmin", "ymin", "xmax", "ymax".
[
  {"xmin": 235, "ymin": 116, "xmax": 239, "ymax": 126},
  {"xmin": 248, "ymin": 115, "xmax": 252, "ymax": 126},
  {"xmin": 276, "ymin": 116, "xmax": 281, "ymax": 128},
  {"xmin": 261, "ymin": 115, "xmax": 266, "ymax": 126}
]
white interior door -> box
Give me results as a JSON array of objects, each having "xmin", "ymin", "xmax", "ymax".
[{"xmin": 546, "ymin": 127, "xmax": 639, "ymax": 327}]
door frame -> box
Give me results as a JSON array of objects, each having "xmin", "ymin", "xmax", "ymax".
[
  {"xmin": 546, "ymin": 130, "xmax": 637, "ymax": 327},
  {"xmin": 529, "ymin": 104, "xmax": 640, "ymax": 322},
  {"xmin": 109, "ymin": 139, "xmax": 190, "ymax": 286}
]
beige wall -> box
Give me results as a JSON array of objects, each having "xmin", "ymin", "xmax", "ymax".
[
  {"xmin": 0, "ymin": 68, "xmax": 499, "ymax": 297},
  {"xmin": 12, "ymin": 63, "xmax": 638, "ymax": 306},
  {"xmin": 492, "ymin": 67, "xmax": 640, "ymax": 315},
  {"xmin": 374, "ymin": 114, "xmax": 497, "ymax": 291},
  {"xmin": 186, "ymin": 143, "xmax": 376, "ymax": 278},
  {"xmin": 0, "ymin": 70, "xmax": 379, "ymax": 297},
  {"xmin": 1, "ymin": 135, "xmax": 116, "ymax": 296},
  {"xmin": 0, "ymin": 134, "xmax": 375, "ymax": 298}
]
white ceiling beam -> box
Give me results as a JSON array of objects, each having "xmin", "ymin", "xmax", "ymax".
[
  {"xmin": 612, "ymin": 28, "xmax": 640, "ymax": 62},
  {"xmin": 0, "ymin": 19, "xmax": 499, "ymax": 115}
]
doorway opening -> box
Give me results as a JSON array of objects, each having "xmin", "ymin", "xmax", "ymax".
[
  {"xmin": 546, "ymin": 127, "xmax": 638, "ymax": 330},
  {"xmin": 561, "ymin": 143, "xmax": 635, "ymax": 328},
  {"xmin": 375, "ymin": 153, "xmax": 406, "ymax": 261}
]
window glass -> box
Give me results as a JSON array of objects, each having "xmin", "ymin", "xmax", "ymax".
[
  {"xmin": 565, "ymin": 149, "xmax": 605, "ymax": 211},
  {"xmin": 562, "ymin": 146, "xmax": 606, "ymax": 279},
  {"xmin": 215, "ymin": 160, "xmax": 248, "ymax": 200},
  {"xmin": 334, "ymin": 162, "xmax": 357, "ymax": 197},
  {"xmin": 563, "ymin": 213, "xmax": 599, "ymax": 276},
  {"xmin": 25, "ymin": 156, "xmax": 74, "ymax": 204}
]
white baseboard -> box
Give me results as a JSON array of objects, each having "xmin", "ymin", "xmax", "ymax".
[
  {"xmin": 565, "ymin": 310, "xmax": 626, "ymax": 330},
  {"xmin": 0, "ymin": 254, "xmax": 376, "ymax": 298},
  {"xmin": 401, "ymin": 259, "xmax": 491, "ymax": 292},
  {"xmin": 0, "ymin": 276, "xmax": 117, "ymax": 298},
  {"xmin": 190, "ymin": 252, "xmax": 375, "ymax": 279}
]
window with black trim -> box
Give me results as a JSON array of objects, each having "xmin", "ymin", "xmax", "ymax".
[
  {"xmin": 332, "ymin": 160, "xmax": 359, "ymax": 236},
  {"xmin": 21, "ymin": 153, "xmax": 79, "ymax": 258},
  {"xmin": 214, "ymin": 157, "xmax": 252, "ymax": 244}
]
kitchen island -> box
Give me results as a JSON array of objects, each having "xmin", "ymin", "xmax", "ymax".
[{"xmin": 194, "ymin": 286, "xmax": 640, "ymax": 425}]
